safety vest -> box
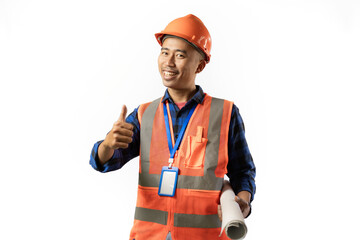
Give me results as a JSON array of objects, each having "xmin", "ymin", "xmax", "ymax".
[{"xmin": 129, "ymin": 94, "xmax": 233, "ymax": 240}]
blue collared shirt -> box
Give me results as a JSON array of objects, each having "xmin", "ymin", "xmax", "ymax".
[{"xmin": 90, "ymin": 86, "xmax": 256, "ymax": 201}]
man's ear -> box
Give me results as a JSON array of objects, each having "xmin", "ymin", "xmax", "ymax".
[{"xmin": 195, "ymin": 59, "xmax": 206, "ymax": 74}]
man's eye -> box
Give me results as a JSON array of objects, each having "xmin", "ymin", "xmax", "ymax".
[
  {"xmin": 177, "ymin": 54, "xmax": 184, "ymax": 58},
  {"xmin": 161, "ymin": 52, "xmax": 168, "ymax": 55}
]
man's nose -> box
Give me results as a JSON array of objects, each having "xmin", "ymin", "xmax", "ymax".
[{"xmin": 165, "ymin": 54, "xmax": 175, "ymax": 67}]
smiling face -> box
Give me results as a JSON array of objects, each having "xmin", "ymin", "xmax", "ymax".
[{"xmin": 158, "ymin": 37, "xmax": 205, "ymax": 92}]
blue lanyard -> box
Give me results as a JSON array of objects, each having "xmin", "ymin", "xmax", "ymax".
[{"xmin": 163, "ymin": 101, "xmax": 197, "ymax": 166}]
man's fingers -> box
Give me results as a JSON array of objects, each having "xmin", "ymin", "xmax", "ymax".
[
  {"xmin": 122, "ymin": 122, "xmax": 134, "ymax": 130},
  {"xmin": 235, "ymin": 196, "xmax": 245, "ymax": 209},
  {"xmin": 235, "ymin": 196, "xmax": 250, "ymax": 217},
  {"xmin": 114, "ymin": 121, "xmax": 134, "ymax": 130},
  {"xmin": 113, "ymin": 126, "xmax": 134, "ymax": 137},
  {"xmin": 119, "ymin": 105, "xmax": 128, "ymax": 122},
  {"xmin": 115, "ymin": 105, "xmax": 134, "ymax": 131},
  {"xmin": 113, "ymin": 142, "xmax": 129, "ymax": 149},
  {"xmin": 217, "ymin": 204, "xmax": 222, "ymax": 221},
  {"xmin": 113, "ymin": 133, "xmax": 133, "ymax": 144},
  {"xmin": 221, "ymin": 180, "xmax": 232, "ymax": 193}
]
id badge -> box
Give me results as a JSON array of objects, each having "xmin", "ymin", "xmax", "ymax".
[{"xmin": 158, "ymin": 166, "xmax": 179, "ymax": 197}]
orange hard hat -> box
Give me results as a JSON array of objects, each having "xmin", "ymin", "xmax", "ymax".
[{"xmin": 155, "ymin": 14, "xmax": 212, "ymax": 63}]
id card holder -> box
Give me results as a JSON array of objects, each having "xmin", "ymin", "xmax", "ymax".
[{"xmin": 158, "ymin": 166, "xmax": 179, "ymax": 197}]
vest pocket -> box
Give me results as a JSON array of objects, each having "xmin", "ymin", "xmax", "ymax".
[{"xmin": 185, "ymin": 127, "xmax": 208, "ymax": 169}]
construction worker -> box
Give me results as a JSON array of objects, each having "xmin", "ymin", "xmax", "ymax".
[{"xmin": 90, "ymin": 14, "xmax": 256, "ymax": 240}]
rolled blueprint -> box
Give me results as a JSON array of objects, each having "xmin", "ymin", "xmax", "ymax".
[{"xmin": 219, "ymin": 187, "xmax": 247, "ymax": 240}]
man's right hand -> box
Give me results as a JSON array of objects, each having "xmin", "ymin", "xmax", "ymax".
[
  {"xmin": 98, "ymin": 105, "xmax": 134, "ymax": 164},
  {"xmin": 103, "ymin": 105, "xmax": 134, "ymax": 149}
]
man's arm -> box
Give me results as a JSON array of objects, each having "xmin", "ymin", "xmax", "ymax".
[{"xmin": 226, "ymin": 104, "xmax": 256, "ymax": 217}]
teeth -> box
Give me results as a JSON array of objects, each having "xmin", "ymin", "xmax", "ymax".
[{"xmin": 164, "ymin": 71, "xmax": 177, "ymax": 77}]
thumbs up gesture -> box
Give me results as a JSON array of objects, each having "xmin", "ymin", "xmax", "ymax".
[{"xmin": 103, "ymin": 105, "xmax": 134, "ymax": 150}]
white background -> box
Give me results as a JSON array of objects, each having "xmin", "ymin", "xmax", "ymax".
[{"xmin": 1, "ymin": 0, "xmax": 359, "ymax": 239}]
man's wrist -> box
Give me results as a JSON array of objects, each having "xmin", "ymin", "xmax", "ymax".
[
  {"xmin": 237, "ymin": 191, "xmax": 251, "ymax": 203},
  {"xmin": 98, "ymin": 141, "xmax": 115, "ymax": 164}
]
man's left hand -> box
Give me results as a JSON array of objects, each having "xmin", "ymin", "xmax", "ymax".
[
  {"xmin": 235, "ymin": 195, "xmax": 251, "ymax": 218},
  {"xmin": 217, "ymin": 181, "xmax": 251, "ymax": 221}
]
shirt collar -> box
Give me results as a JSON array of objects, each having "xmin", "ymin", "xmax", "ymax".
[{"xmin": 162, "ymin": 85, "xmax": 205, "ymax": 105}]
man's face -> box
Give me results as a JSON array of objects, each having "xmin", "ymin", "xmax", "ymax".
[{"xmin": 158, "ymin": 37, "xmax": 204, "ymax": 91}]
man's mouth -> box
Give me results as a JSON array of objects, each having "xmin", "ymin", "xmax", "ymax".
[
  {"xmin": 162, "ymin": 70, "xmax": 179, "ymax": 80},
  {"xmin": 164, "ymin": 71, "xmax": 177, "ymax": 77}
]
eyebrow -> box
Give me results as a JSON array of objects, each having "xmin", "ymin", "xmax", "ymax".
[{"xmin": 161, "ymin": 47, "xmax": 187, "ymax": 55}]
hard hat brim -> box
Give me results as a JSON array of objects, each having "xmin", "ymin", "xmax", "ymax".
[{"xmin": 155, "ymin": 31, "xmax": 211, "ymax": 63}]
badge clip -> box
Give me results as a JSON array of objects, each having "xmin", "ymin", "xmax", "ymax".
[{"xmin": 168, "ymin": 158, "xmax": 174, "ymax": 168}]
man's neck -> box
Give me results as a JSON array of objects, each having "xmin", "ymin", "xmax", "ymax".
[{"xmin": 168, "ymin": 86, "xmax": 197, "ymax": 103}]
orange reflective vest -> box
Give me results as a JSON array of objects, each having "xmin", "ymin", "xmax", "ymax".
[{"xmin": 129, "ymin": 94, "xmax": 233, "ymax": 240}]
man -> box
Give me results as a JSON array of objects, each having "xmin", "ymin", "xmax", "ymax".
[{"xmin": 90, "ymin": 14, "xmax": 256, "ymax": 240}]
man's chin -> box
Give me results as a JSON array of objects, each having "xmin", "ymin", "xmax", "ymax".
[{"xmin": 162, "ymin": 79, "xmax": 177, "ymax": 88}]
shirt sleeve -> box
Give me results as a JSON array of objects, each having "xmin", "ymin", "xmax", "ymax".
[
  {"xmin": 89, "ymin": 107, "xmax": 141, "ymax": 173},
  {"xmin": 226, "ymin": 104, "xmax": 256, "ymax": 202}
]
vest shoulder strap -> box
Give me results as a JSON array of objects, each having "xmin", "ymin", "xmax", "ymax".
[{"xmin": 138, "ymin": 98, "xmax": 161, "ymax": 126}]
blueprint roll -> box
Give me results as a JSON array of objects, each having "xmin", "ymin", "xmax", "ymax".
[{"xmin": 219, "ymin": 187, "xmax": 247, "ymax": 240}]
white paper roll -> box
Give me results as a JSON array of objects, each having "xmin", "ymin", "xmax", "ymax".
[{"xmin": 219, "ymin": 188, "xmax": 247, "ymax": 240}]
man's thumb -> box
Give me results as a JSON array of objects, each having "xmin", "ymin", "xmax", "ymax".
[{"xmin": 119, "ymin": 105, "xmax": 127, "ymax": 122}]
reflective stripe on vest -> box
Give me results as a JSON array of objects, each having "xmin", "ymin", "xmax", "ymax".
[
  {"xmin": 134, "ymin": 207, "xmax": 221, "ymax": 228},
  {"xmin": 134, "ymin": 207, "xmax": 220, "ymax": 228},
  {"xmin": 173, "ymin": 213, "xmax": 221, "ymax": 228},
  {"xmin": 135, "ymin": 207, "xmax": 168, "ymax": 225},
  {"xmin": 139, "ymin": 96, "xmax": 226, "ymax": 190}
]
